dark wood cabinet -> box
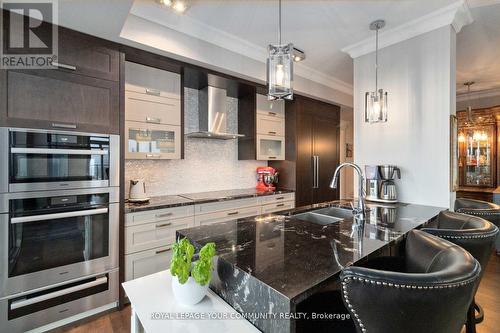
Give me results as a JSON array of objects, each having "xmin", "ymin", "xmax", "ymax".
[
  {"xmin": 56, "ymin": 28, "xmax": 120, "ymax": 81},
  {"xmin": 0, "ymin": 69, "xmax": 119, "ymax": 133},
  {"xmin": 270, "ymin": 96, "xmax": 340, "ymax": 207},
  {"xmin": 0, "ymin": 14, "xmax": 120, "ymax": 134}
]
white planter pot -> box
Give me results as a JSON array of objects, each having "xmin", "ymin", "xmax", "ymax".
[{"xmin": 171, "ymin": 275, "xmax": 209, "ymax": 306}]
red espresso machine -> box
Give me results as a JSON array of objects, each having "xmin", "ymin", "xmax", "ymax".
[{"xmin": 256, "ymin": 166, "xmax": 279, "ymax": 191}]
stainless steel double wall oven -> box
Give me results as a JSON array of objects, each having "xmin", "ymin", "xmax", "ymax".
[{"xmin": 0, "ymin": 128, "xmax": 120, "ymax": 332}]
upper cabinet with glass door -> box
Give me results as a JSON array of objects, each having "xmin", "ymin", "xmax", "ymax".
[
  {"xmin": 256, "ymin": 94, "xmax": 285, "ymax": 160},
  {"xmin": 459, "ymin": 125, "xmax": 496, "ymax": 187},
  {"xmin": 125, "ymin": 62, "xmax": 182, "ymax": 159}
]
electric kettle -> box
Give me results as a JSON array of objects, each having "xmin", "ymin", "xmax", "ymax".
[{"xmin": 129, "ymin": 179, "xmax": 149, "ymax": 201}]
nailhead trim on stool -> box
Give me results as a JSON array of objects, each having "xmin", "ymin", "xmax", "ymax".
[{"xmin": 341, "ymin": 275, "xmax": 479, "ymax": 333}]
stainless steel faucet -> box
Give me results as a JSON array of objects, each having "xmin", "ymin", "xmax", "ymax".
[{"xmin": 330, "ymin": 162, "xmax": 366, "ymax": 220}]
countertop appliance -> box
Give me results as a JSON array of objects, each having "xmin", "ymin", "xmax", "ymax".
[
  {"xmin": 256, "ymin": 166, "xmax": 278, "ymax": 191},
  {"xmin": 365, "ymin": 165, "xmax": 401, "ymax": 203},
  {"xmin": 129, "ymin": 179, "xmax": 149, "ymax": 202},
  {"xmin": 186, "ymin": 86, "xmax": 244, "ymax": 140}
]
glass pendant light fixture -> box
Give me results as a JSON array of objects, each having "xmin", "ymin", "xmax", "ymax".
[
  {"xmin": 464, "ymin": 81, "xmax": 475, "ymax": 124},
  {"xmin": 267, "ymin": 0, "xmax": 293, "ymax": 100},
  {"xmin": 365, "ymin": 20, "xmax": 388, "ymax": 123}
]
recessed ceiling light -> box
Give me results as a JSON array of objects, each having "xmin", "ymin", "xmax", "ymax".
[
  {"xmin": 172, "ymin": 0, "xmax": 188, "ymax": 13},
  {"xmin": 159, "ymin": 0, "xmax": 172, "ymax": 6},
  {"xmin": 157, "ymin": 0, "xmax": 188, "ymax": 14},
  {"xmin": 292, "ymin": 47, "xmax": 306, "ymax": 62}
]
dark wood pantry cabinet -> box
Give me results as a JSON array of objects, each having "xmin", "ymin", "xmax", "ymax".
[{"xmin": 270, "ymin": 96, "xmax": 341, "ymax": 207}]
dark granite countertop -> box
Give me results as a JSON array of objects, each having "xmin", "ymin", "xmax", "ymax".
[
  {"xmin": 179, "ymin": 188, "xmax": 295, "ymax": 204},
  {"xmin": 125, "ymin": 188, "xmax": 295, "ymax": 213},
  {"xmin": 125, "ymin": 195, "xmax": 193, "ymax": 213},
  {"xmin": 178, "ymin": 200, "xmax": 445, "ymax": 303}
]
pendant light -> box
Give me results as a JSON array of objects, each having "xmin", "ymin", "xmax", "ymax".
[
  {"xmin": 267, "ymin": 0, "xmax": 293, "ymax": 100},
  {"xmin": 365, "ymin": 20, "xmax": 388, "ymax": 123},
  {"xmin": 464, "ymin": 81, "xmax": 475, "ymax": 124}
]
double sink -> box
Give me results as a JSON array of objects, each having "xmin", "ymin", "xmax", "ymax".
[{"xmin": 293, "ymin": 206, "xmax": 355, "ymax": 225}]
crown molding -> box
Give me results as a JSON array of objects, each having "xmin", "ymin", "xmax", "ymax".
[
  {"xmin": 456, "ymin": 87, "xmax": 500, "ymax": 102},
  {"xmin": 342, "ymin": 0, "xmax": 473, "ymax": 59},
  {"xmin": 130, "ymin": 2, "xmax": 353, "ymax": 95}
]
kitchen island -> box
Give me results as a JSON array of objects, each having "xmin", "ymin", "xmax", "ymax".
[{"xmin": 177, "ymin": 200, "xmax": 445, "ymax": 333}]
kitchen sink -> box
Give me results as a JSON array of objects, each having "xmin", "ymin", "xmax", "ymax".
[
  {"xmin": 313, "ymin": 206, "xmax": 354, "ymax": 219},
  {"xmin": 292, "ymin": 206, "xmax": 354, "ymax": 225},
  {"xmin": 293, "ymin": 212, "xmax": 344, "ymax": 225}
]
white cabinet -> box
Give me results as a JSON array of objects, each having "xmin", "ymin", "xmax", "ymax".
[
  {"xmin": 256, "ymin": 134, "xmax": 285, "ymax": 161},
  {"xmin": 125, "ymin": 245, "xmax": 173, "ymax": 281},
  {"xmin": 256, "ymin": 94, "xmax": 285, "ymax": 160},
  {"xmin": 125, "ymin": 88, "xmax": 181, "ymax": 126},
  {"xmin": 194, "ymin": 197, "xmax": 259, "ymax": 215},
  {"xmin": 256, "ymin": 114, "xmax": 285, "ymax": 136},
  {"xmin": 125, "ymin": 61, "xmax": 182, "ymax": 160},
  {"xmin": 125, "ymin": 62, "xmax": 180, "ymax": 96},
  {"xmin": 125, "ymin": 121, "xmax": 181, "ymax": 160},
  {"xmin": 256, "ymin": 93, "xmax": 285, "ymax": 118},
  {"xmin": 124, "ymin": 193, "xmax": 294, "ymax": 282},
  {"xmin": 195, "ymin": 206, "xmax": 262, "ymax": 226},
  {"xmin": 259, "ymin": 192, "xmax": 295, "ymax": 205},
  {"xmin": 261, "ymin": 201, "xmax": 295, "ymax": 214},
  {"xmin": 126, "ymin": 205, "xmax": 194, "ymax": 226},
  {"xmin": 125, "ymin": 216, "xmax": 195, "ymax": 254},
  {"xmin": 125, "ymin": 205, "xmax": 195, "ymax": 282}
]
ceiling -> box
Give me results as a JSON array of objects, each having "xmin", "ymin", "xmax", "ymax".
[
  {"xmin": 53, "ymin": 0, "xmax": 500, "ymax": 98},
  {"xmin": 456, "ymin": 2, "xmax": 500, "ymax": 95},
  {"xmin": 132, "ymin": 0, "xmax": 461, "ymax": 88}
]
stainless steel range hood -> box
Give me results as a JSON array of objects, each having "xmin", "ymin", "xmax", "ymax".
[{"xmin": 186, "ymin": 86, "xmax": 244, "ymax": 140}]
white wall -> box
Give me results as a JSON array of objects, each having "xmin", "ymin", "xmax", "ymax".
[
  {"xmin": 125, "ymin": 88, "xmax": 266, "ymax": 197},
  {"xmin": 340, "ymin": 107, "xmax": 354, "ymax": 199},
  {"xmin": 353, "ymin": 26, "xmax": 456, "ymax": 208}
]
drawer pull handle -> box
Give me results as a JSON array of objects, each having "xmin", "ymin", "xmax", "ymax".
[
  {"xmin": 51, "ymin": 123, "xmax": 77, "ymax": 129},
  {"xmin": 146, "ymin": 154, "xmax": 161, "ymax": 158},
  {"xmin": 268, "ymin": 156, "xmax": 277, "ymax": 159},
  {"xmin": 155, "ymin": 248, "xmax": 171, "ymax": 255},
  {"xmin": 227, "ymin": 211, "xmax": 239, "ymax": 216},
  {"xmin": 156, "ymin": 222, "xmax": 172, "ymax": 228},
  {"xmin": 52, "ymin": 62, "xmax": 77, "ymax": 71},
  {"xmin": 268, "ymin": 131, "xmax": 277, "ymax": 135},
  {"xmin": 276, "ymin": 197, "xmax": 285, "ymax": 200},
  {"xmin": 146, "ymin": 117, "xmax": 161, "ymax": 124},
  {"xmin": 146, "ymin": 88, "xmax": 161, "ymax": 96},
  {"xmin": 155, "ymin": 212, "xmax": 173, "ymax": 218},
  {"xmin": 276, "ymin": 203, "xmax": 285, "ymax": 207},
  {"xmin": 268, "ymin": 112, "xmax": 277, "ymax": 116}
]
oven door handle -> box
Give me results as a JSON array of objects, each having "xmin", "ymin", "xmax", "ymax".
[
  {"xmin": 11, "ymin": 207, "xmax": 109, "ymax": 224},
  {"xmin": 10, "ymin": 276, "xmax": 108, "ymax": 310},
  {"xmin": 10, "ymin": 148, "xmax": 108, "ymax": 155}
]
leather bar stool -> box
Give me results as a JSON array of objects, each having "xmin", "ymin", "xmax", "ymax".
[
  {"xmin": 340, "ymin": 229, "xmax": 480, "ymax": 333},
  {"xmin": 454, "ymin": 198, "xmax": 500, "ymax": 254},
  {"xmin": 422, "ymin": 210, "xmax": 498, "ymax": 333}
]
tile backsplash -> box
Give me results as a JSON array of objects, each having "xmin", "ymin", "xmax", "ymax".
[{"xmin": 125, "ymin": 88, "xmax": 266, "ymax": 197}]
